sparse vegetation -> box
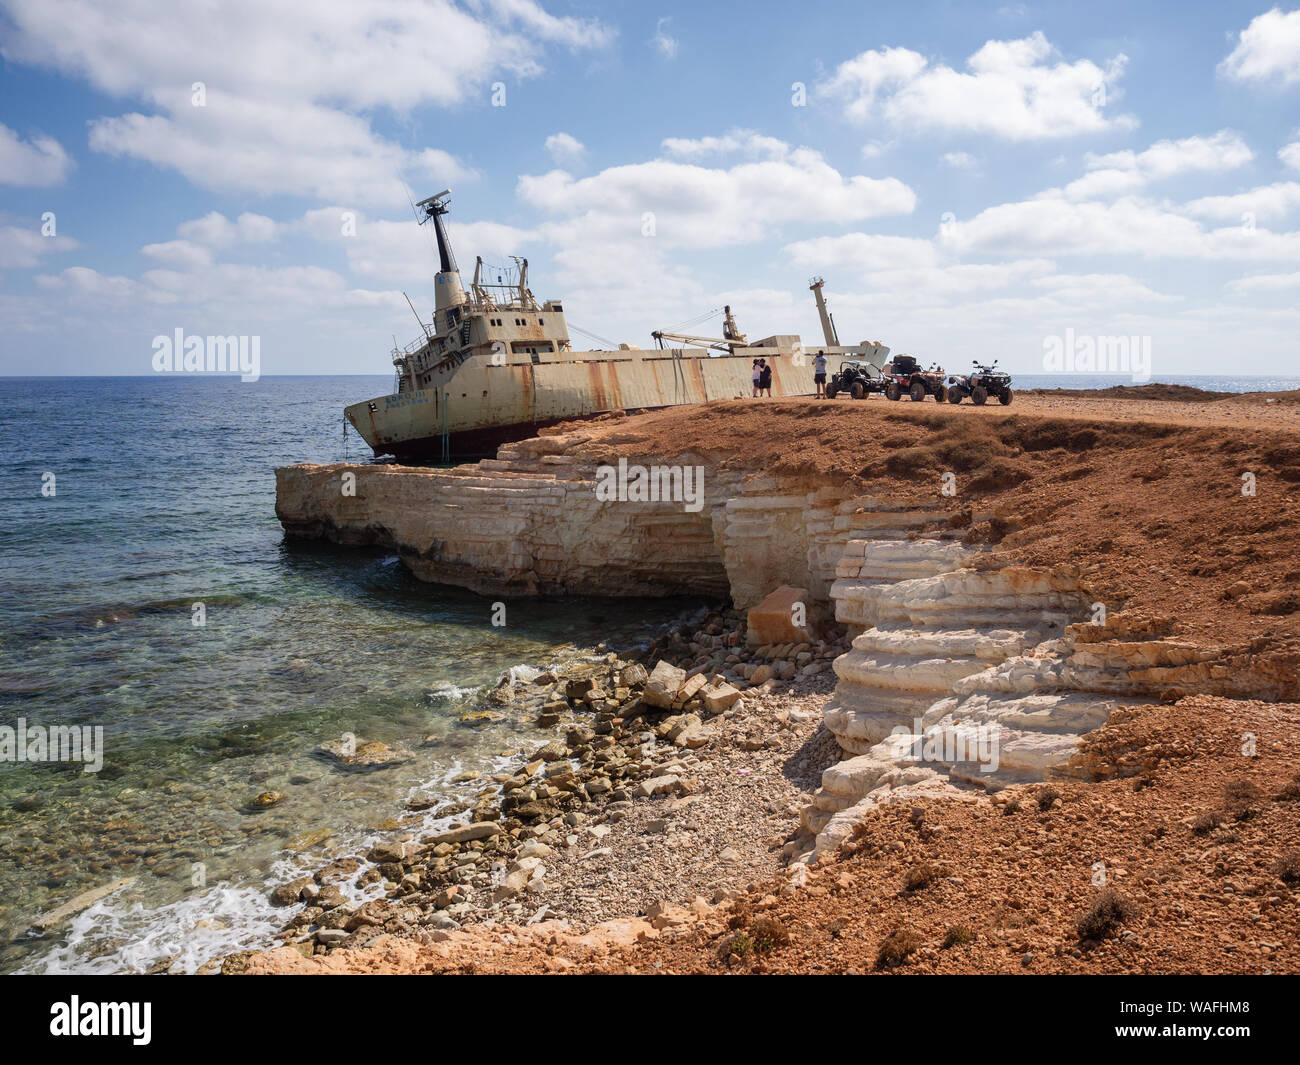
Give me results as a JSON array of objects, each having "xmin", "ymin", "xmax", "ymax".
[
  {"xmin": 722, "ymin": 907, "xmax": 788, "ymax": 956},
  {"xmin": 875, "ymin": 927, "xmax": 923, "ymax": 969},
  {"xmin": 1192, "ymin": 810, "xmax": 1225, "ymax": 835},
  {"xmin": 1275, "ymin": 772, "xmax": 1300, "ymax": 802},
  {"xmin": 719, "ymin": 932, "xmax": 754, "ymax": 960},
  {"xmin": 1001, "ymin": 798, "xmax": 1022, "ymax": 816},
  {"xmin": 942, "ymin": 926, "xmax": 972, "ymax": 949},
  {"xmin": 904, "ymin": 862, "xmax": 943, "ymax": 892},
  {"xmin": 748, "ymin": 915, "xmax": 790, "ymax": 953},
  {"xmin": 1273, "ymin": 851, "xmax": 1300, "ymax": 885},
  {"xmin": 1076, "ymin": 889, "xmax": 1139, "ymax": 941},
  {"xmin": 1223, "ymin": 779, "xmax": 1264, "ymax": 821},
  {"xmin": 1037, "ymin": 786, "xmax": 1060, "ymax": 811}
]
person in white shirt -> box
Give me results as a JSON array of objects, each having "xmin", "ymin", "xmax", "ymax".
[
  {"xmin": 751, "ymin": 359, "xmax": 761, "ymax": 397},
  {"xmin": 813, "ymin": 351, "xmax": 828, "ymax": 397}
]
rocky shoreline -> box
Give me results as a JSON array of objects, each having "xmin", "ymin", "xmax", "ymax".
[{"xmin": 224, "ymin": 608, "xmax": 850, "ymax": 972}]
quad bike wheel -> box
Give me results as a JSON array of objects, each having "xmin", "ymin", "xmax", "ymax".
[
  {"xmin": 948, "ymin": 388, "xmax": 963, "ymax": 404},
  {"xmin": 909, "ymin": 380, "xmax": 926, "ymax": 402},
  {"xmin": 886, "ymin": 381, "xmax": 902, "ymax": 401},
  {"xmin": 999, "ymin": 388, "xmax": 1013, "ymax": 406},
  {"xmin": 934, "ymin": 384, "xmax": 947, "ymax": 403},
  {"xmin": 850, "ymin": 381, "xmax": 865, "ymax": 400},
  {"xmin": 825, "ymin": 382, "xmax": 839, "ymax": 398},
  {"xmin": 971, "ymin": 386, "xmax": 988, "ymax": 405}
]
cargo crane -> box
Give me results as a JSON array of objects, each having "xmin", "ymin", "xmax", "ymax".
[
  {"xmin": 809, "ymin": 277, "xmax": 840, "ymax": 347},
  {"xmin": 652, "ymin": 306, "xmax": 749, "ymax": 354}
]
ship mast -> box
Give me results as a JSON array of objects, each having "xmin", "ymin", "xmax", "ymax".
[{"xmin": 415, "ymin": 189, "xmax": 467, "ymax": 317}]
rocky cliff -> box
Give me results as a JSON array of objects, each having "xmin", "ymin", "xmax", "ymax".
[{"xmin": 277, "ymin": 423, "xmax": 1294, "ymax": 862}]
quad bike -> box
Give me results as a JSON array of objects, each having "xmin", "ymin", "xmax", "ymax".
[
  {"xmin": 883, "ymin": 354, "xmax": 947, "ymax": 402},
  {"xmin": 825, "ymin": 358, "xmax": 885, "ymax": 399},
  {"xmin": 948, "ymin": 360, "xmax": 1013, "ymax": 405}
]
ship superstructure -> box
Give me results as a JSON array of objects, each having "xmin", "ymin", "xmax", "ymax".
[{"xmin": 345, "ymin": 191, "xmax": 888, "ymax": 459}]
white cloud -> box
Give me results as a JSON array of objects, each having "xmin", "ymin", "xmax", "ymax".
[
  {"xmin": 0, "ymin": 0, "xmax": 610, "ymax": 204},
  {"xmin": 941, "ymin": 151, "xmax": 980, "ymax": 170},
  {"xmin": 1064, "ymin": 130, "xmax": 1254, "ymax": 199},
  {"xmin": 544, "ymin": 132, "xmax": 586, "ymax": 167},
  {"xmin": 661, "ymin": 129, "xmax": 789, "ymax": 160},
  {"xmin": 820, "ymin": 32, "xmax": 1133, "ymax": 140},
  {"xmin": 1227, "ymin": 271, "xmax": 1300, "ymax": 293},
  {"xmin": 0, "ymin": 123, "xmax": 73, "ymax": 185},
  {"xmin": 518, "ymin": 138, "xmax": 915, "ymax": 251},
  {"xmin": 1219, "ymin": 7, "xmax": 1300, "ymax": 86},
  {"xmin": 35, "ymin": 266, "xmax": 157, "ymax": 303},
  {"xmin": 785, "ymin": 233, "xmax": 938, "ymax": 270},
  {"xmin": 176, "ymin": 211, "xmax": 279, "ymax": 247},
  {"xmin": 1280, "ymin": 139, "xmax": 1300, "ymax": 170},
  {"xmin": 652, "ymin": 17, "xmax": 678, "ymax": 59},
  {"xmin": 140, "ymin": 240, "xmax": 214, "ymax": 270},
  {"xmin": 1027, "ymin": 271, "xmax": 1179, "ymax": 304},
  {"xmin": 0, "ymin": 224, "xmax": 79, "ymax": 268},
  {"xmin": 35, "ymin": 260, "xmax": 404, "ymax": 315},
  {"xmin": 88, "ymin": 99, "xmax": 476, "ymax": 205},
  {"xmin": 941, "ymin": 191, "xmax": 1300, "ymax": 261},
  {"xmin": 1182, "ymin": 182, "xmax": 1300, "ymax": 223}
]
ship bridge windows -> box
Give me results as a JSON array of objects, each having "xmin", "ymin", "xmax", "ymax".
[{"xmin": 510, "ymin": 340, "xmax": 554, "ymax": 357}]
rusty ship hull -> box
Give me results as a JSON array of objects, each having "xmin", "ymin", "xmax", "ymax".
[{"xmin": 346, "ymin": 345, "xmax": 850, "ymax": 460}]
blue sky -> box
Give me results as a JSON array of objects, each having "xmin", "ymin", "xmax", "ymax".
[{"xmin": 2, "ymin": 0, "xmax": 1300, "ymax": 377}]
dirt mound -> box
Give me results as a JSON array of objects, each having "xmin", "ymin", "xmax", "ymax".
[
  {"xmin": 1025, "ymin": 383, "xmax": 1232, "ymax": 402},
  {"xmin": 1226, "ymin": 389, "xmax": 1300, "ymax": 405}
]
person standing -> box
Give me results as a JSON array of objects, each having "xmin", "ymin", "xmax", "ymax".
[
  {"xmin": 813, "ymin": 350, "xmax": 828, "ymax": 397},
  {"xmin": 759, "ymin": 358, "xmax": 772, "ymax": 397},
  {"xmin": 752, "ymin": 358, "xmax": 761, "ymax": 398}
]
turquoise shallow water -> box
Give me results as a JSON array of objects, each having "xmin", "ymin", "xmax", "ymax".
[{"xmin": 0, "ymin": 375, "xmax": 699, "ymax": 973}]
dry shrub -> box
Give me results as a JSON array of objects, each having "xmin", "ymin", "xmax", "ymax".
[
  {"xmin": 1224, "ymin": 779, "xmax": 1264, "ymax": 821},
  {"xmin": 904, "ymin": 862, "xmax": 943, "ymax": 892},
  {"xmin": 1273, "ymin": 852, "xmax": 1300, "ymax": 884},
  {"xmin": 748, "ymin": 915, "xmax": 790, "ymax": 953},
  {"xmin": 875, "ymin": 927, "xmax": 923, "ymax": 969},
  {"xmin": 1275, "ymin": 773, "xmax": 1300, "ymax": 802},
  {"xmin": 1192, "ymin": 810, "xmax": 1225, "ymax": 835},
  {"xmin": 942, "ymin": 926, "xmax": 972, "ymax": 949},
  {"xmin": 1076, "ymin": 889, "xmax": 1139, "ymax": 941}
]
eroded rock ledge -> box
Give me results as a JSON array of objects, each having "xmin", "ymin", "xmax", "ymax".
[
  {"xmin": 276, "ymin": 429, "xmax": 1291, "ymax": 862},
  {"xmin": 277, "ymin": 431, "xmax": 863, "ymax": 605}
]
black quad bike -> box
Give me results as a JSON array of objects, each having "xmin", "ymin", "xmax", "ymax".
[
  {"xmin": 883, "ymin": 354, "xmax": 947, "ymax": 402},
  {"xmin": 825, "ymin": 358, "xmax": 884, "ymax": 399},
  {"xmin": 948, "ymin": 360, "xmax": 1013, "ymax": 405}
]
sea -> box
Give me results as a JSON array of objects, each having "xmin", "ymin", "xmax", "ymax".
[
  {"xmin": 0, "ymin": 375, "xmax": 703, "ymax": 974},
  {"xmin": 1, "ymin": 372, "xmax": 1296, "ymax": 974}
]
